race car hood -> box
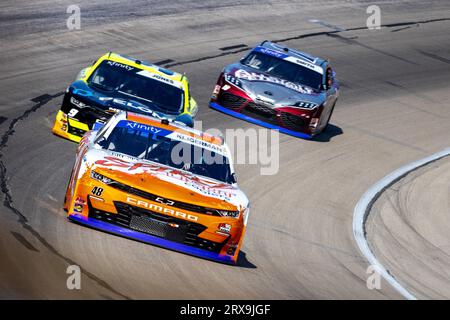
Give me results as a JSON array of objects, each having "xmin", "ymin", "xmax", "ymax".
[
  {"xmin": 81, "ymin": 148, "xmax": 249, "ymax": 212},
  {"xmin": 69, "ymin": 80, "xmax": 182, "ymax": 118},
  {"xmin": 224, "ymin": 63, "xmax": 326, "ymax": 108}
]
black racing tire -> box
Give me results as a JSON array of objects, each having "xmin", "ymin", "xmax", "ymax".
[{"xmin": 321, "ymin": 100, "xmax": 337, "ymax": 134}]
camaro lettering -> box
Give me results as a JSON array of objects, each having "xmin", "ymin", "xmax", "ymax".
[{"xmin": 126, "ymin": 196, "xmax": 198, "ymax": 221}]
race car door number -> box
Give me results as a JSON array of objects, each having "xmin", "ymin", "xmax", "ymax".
[{"xmin": 68, "ymin": 108, "xmax": 79, "ymax": 117}]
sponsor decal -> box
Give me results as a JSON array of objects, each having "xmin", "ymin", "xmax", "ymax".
[
  {"xmin": 94, "ymin": 156, "xmax": 235, "ymax": 199},
  {"xmin": 116, "ymin": 120, "xmax": 172, "ymax": 136},
  {"xmin": 169, "ymin": 132, "xmax": 226, "ymax": 154},
  {"xmin": 106, "ymin": 60, "xmax": 134, "ymax": 71},
  {"xmin": 219, "ymin": 223, "xmax": 231, "ymax": 233},
  {"xmin": 234, "ymin": 69, "xmax": 315, "ymax": 94},
  {"xmin": 212, "ymin": 84, "xmax": 221, "ymax": 99},
  {"xmin": 126, "ymin": 196, "xmax": 198, "ymax": 221},
  {"xmin": 70, "ymin": 97, "xmax": 86, "ymax": 108},
  {"xmin": 75, "ymin": 197, "xmax": 86, "ymax": 205},
  {"xmin": 115, "ymin": 120, "xmax": 226, "ymax": 155},
  {"xmin": 253, "ymin": 46, "xmax": 323, "ymax": 74},
  {"xmin": 73, "ymin": 197, "xmax": 85, "ymax": 213},
  {"xmin": 285, "ymin": 56, "xmax": 323, "ymax": 74},
  {"xmin": 136, "ymin": 70, "xmax": 182, "ymax": 89},
  {"xmin": 257, "ymin": 47, "xmax": 286, "ymax": 58},
  {"xmin": 155, "ymin": 197, "xmax": 175, "ymax": 206}
]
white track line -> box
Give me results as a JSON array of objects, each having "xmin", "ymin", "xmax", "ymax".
[{"xmin": 353, "ymin": 147, "xmax": 450, "ymax": 300}]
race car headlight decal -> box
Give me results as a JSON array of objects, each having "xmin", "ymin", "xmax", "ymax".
[
  {"xmin": 216, "ymin": 209, "xmax": 240, "ymax": 219},
  {"xmin": 292, "ymin": 101, "xmax": 319, "ymax": 109},
  {"xmin": 90, "ymin": 170, "xmax": 115, "ymax": 185},
  {"xmin": 70, "ymin": 97, "xmax": 87, "ymax": 108},
  {"xmin": 224, "ymin": 74, "xmax": 243, "ymax": 89}
]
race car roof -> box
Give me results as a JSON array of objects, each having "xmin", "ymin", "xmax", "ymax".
[
  {"xmin": 258, "ymin": 41, "xmax": 327, "ymax": 68},
  {"xmin": 125, "ymin": 112, "xmax": 224, "ymax": 146},
  {"xmin": 100, "ymin": 52, "xmax": 186, "ymax": 84}
]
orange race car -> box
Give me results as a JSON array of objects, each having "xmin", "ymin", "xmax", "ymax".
[{"xmin": 65, "ymin": 111, "xmax": 249, "ymax": 264}]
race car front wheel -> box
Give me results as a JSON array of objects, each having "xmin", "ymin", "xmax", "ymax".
[
  {"xmin": 317, "ymin": 100, "xmax": 337, "ymax": 136},
  {"xmin": 323, "ymin": 102, "xmax": 336, "ymax": 131}
]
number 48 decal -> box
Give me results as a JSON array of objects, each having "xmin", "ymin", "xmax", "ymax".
[{"xmin": 91, "ymin": 186, "xmax": 103, "ymax": 196}]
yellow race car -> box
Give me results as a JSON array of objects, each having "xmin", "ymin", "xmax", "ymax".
[{"xmin": 52, "ymin": 52, "xmax": 198, "ymax": 142}]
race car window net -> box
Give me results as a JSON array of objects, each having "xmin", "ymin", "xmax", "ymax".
[
  {"xmin": 241, "ymin": 51, "xmax": 323, "ymax": 90},
  {"xmin": 87, "ymin": 60, "xmax": 184, "ymax": 115},
  {"xmin": 97, "ymin": 121, "xmax": 233, "ymax": 184}
]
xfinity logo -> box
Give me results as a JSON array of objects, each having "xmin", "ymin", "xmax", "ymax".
[
  {"xmin": 125, "ymin": 121, "xmax": 162, "ymax": 134},
  {"xmin": 126, "ymin": 196, "xmax": 198, "ymax": 221},
  {"xmin": 106, "ymin": 61, "xmax": 134, "ymax": 71},
  {"xmin": 258, "ymin": 48, "xmax": 284, "ymax": 58}
]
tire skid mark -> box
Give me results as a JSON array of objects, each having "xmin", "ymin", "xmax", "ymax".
[
  {"xmin": 11, "ymin": 231, "xmax": 39, "ymax": 252},
  {"xmin": 416, "ymin": 49, "xmax": 450, "ymax": 64},
  {"xmin": 154, "ymin": 59, "xmax": 175, "ymax": 66},
  {"xmin": 326, "ymin": 33, "xmax": 418, "ymax": 65},
  {"xmin": 0, "ymin": 92, "xmax": 131, "ymax": 300},
  {"xmin": 219, "ymin": 44, "xmax": 248, "ymax": 51},
  {"xmin": 162, "ymin": 17, "xmax": 450, "ymax": 68},
  {"xmin": 391, "ymin": 25, "xmax": 414, "ymax": 33}
]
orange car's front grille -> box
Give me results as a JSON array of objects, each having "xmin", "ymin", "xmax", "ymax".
[{"xmin": 88, "ymin": 199, "xmax": 227, "ymax": 253}]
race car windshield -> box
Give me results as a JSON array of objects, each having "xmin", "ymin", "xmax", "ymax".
[
  {"xmin": 98, "ymin": 121, "xmax": 233, "ymax": 184},
  {"xmin": 241, "ymin": 51, "xmax": 323, "ymax": 90},
  {"xmin": 87, "ymin": 60, "xmax": 184, "ymax": 114}
]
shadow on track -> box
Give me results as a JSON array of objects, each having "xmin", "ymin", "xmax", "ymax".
[
  {"xmin": 313, "ymin": 124, "xmax": 343, "ymax": 143},
  {"xmin": 237, "ymin": 250, "xmax": 257, "ymax": 269}
]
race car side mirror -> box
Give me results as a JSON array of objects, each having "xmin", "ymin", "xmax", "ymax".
[{"xmin": 230, "ymin": 173, "xmax": 237, "ymax": 184}]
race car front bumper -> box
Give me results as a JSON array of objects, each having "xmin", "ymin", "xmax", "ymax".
[
  {"xmin": 69, "ymin": 213, "xmax": 237, "ymax": 264},
  {"xmin": 52, "ymin": 110, "xmax": 89, "ymax": 142},
  {"xmin": 209, "ymin": 102, "xmax": 313, "ymax": 139}
]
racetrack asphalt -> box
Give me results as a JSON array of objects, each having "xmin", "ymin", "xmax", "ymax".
[{"xmin": 1, "ymin": 0, "xmax": 450, "ymax": 299}]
